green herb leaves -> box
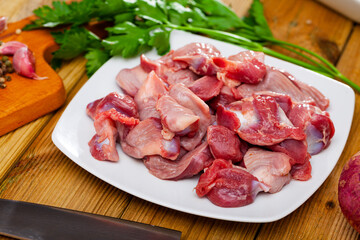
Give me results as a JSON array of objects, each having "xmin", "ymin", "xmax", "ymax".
[
  {"xmin": 23, "ymin": 0, "xmax": 358, "ymax": 92},
  {"xmin": 50, "ymin": 26, "xmax": 109, "ymax": 76}
]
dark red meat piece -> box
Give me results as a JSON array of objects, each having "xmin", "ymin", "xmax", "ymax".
[
  {"xmin": 208, "ymin": 86, "xmax": 236, "ymax": 111},
  {"xmin": 290, "ymin": 160, "xmax": 312, "ymax": 181},
  {"xmin": 207, "ymin": 125, "xmax": 243, "ymax": 163},
  {"xmin": 213, "ymin": 51, "xmax": 266, "ymax": 87},
  {"xmin": 267, "ymin": 139, "xmax": 310, "ymax": 166},
  {"xmin": 195, "ymin": 159, "xmax": 265, "ymax": 207},
  {"xmin": 217, "ymin": 95, "xmax": 305, "ymax": 146}
]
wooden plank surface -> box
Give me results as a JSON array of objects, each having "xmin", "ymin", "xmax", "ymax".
[{"xmin": 0, "ymin": 0, "xmax": 359, "ymax": 239}]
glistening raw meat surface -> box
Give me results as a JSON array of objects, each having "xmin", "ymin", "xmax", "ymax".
[{"xmin": 86, "ymin": 42, "xmax": 335, "ymax": 209}]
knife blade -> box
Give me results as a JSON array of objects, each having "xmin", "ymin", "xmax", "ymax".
[{"xmin": 0, "ymin": 199, "xmax": 181, "ymax": 240}]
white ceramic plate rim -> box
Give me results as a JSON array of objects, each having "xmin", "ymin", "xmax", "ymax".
[{"xmin": 52, "ymin": 30, "xmax": 355, "ymax": 223}]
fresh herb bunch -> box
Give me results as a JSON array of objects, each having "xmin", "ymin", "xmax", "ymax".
[{"xmin": 24, "ymin": 0, "xmax": 359, "ymax": 92}]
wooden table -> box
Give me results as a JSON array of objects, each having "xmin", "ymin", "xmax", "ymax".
[{"xmin": 0, "ymin": 0, "xmax": 359, "ymax": 239}]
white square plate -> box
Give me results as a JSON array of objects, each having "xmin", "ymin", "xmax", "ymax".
[{"xmin": 52, "ymin": 30, "xmax": 355, "ymax": 222}]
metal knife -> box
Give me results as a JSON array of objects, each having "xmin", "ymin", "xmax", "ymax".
[{"xmin": 0, "ymin": 198, "xmax": 181, "ymax": 240}]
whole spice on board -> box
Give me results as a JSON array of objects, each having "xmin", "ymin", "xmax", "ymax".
[{"xmin": 0, "ymin": 49, "xmax": 14, "ymax": 89}]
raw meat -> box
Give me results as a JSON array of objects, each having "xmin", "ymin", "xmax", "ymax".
[
  {"xmin": 140, "ymin": 51, "xmax": 186, "ymax": 81},
  {"xmin": 143, "ymin": 141, "xmax": 213, "ymax": 180},
  {"xmin": 288, "ymin": 103, "xmax": 335, "ymax": 155},
  {"xmin": 207, "ymin": 125, "xmax": 244, "ymax": 163},
  {"xmin": 244, "ymin": 148, "xmax": 291, "ymax": 193},
  {"xmin": 156, "ymin": 94, "xmax": 199, "ymax": 136},
  {"xmin": 166, "ymin": 69, "xmax": 199, "ymax": 86},
  {"xmin": 290, "ymin": 160, "xmax": 312, "ymax": 181},
  {"xmin": 195, "ymin": 159, "xmax": 267, "ymax": 207},
  {"xmin": 116, "ymin": 65, "xmax": 148, "ymax": 97},
  {"xmin": 89, "ymin": 113, "xmax": 119, "ymax": 162},
  {"xmin": 121, "ymin": 118, "xmax": 180, "ymax": 160},
  {"xmin": 87, "ymin": 92, "xmax": 140, "ymax": 162},
  {"xmin": 213, "ymin": 51, "xmax": 267, "ymax": 87},
  {"xmin": 86, "ymin": 92, "xmax": 139, "ymax": 120},
  {"xmin": 172, "ymin": 42, "xmax": 221, "ymax": 75},
  {"xmin": 169, "ymin": 83, "xmax": 211, "ymax": 151},
  {"xmin": 134, "ymin": 71, "xmax": 168, "ymax": 120},
  {"xmin": 87, "ymin": 42, "xmax": 335, "ymax": 209},
  {"xmin": 88, "ymin": 108, "xmax": 139, "ymax": 162},
  {"xmin": 234, "ymin": 67, "xmax": 329, "ymax": 110},
  {"xmin": 267, "ymin": 139, "xmax": 310, "ymax": 166},
  {"xmin": 281, "ymin": 71, "xmax": 329, "ymax": 110},
  {"xmin": 188, "ymin": 75, "xmax": 223, "ymax": 101},
  {"xmin": 217, "ymin": 94, "xmax": 305, "ymax": 146}
]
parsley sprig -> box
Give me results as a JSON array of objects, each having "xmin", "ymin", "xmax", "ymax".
[{"xmin": 24, "ymin": 0, "xmax": 359, "ymax": 92}]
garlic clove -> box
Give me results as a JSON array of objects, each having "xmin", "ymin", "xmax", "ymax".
[
  {"xmin": 13, "ymin": 47, "xmax": 48, "ymax": 80},
  {"xmin": 0, "ymin": 16, "xmax": 6, "ymax": 33},
  {"xmin": 0, "ymin": 41, "xmax": 28, "ymax": 55}
]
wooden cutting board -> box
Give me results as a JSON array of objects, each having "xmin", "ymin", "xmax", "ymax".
[{"xmin": 0, "ymin": 16, "xmax": 66, "ymax": 136}]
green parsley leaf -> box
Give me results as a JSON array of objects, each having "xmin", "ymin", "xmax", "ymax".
[
  {"xmin": 114, "ymin": 13, "xmax": 136, "ymax": 24},
  {"xmin": 243, "ymin": 0, "xmax": 273, "ymax": 38},
  {"xmin": 51, "ymin": 27, "xmax": 90, "ymax": 60},
  {"xmin": 103, "ymin": 22, "xmax": 151, "ymax": 57},
  {"xmin": 193, "ymin": 0, "xmax": 243, "ymax": 30},
  {"xmin": 85, "ymin": 48, "xmax": 110, "ymax": 77},
  {"xmin": 24, "ymin": 0, "xmax": 98, "ymax": 29},
  {"xmin": 95, "ymin": 0, "xmax": 137, "ymax": 20},
  {"xmin": 148, "ymin": 27, "xmax": 171, "ymax": 55},
  {"xmin": 135, "ymin": 0, "xmax": 168, "ymax": 24}
]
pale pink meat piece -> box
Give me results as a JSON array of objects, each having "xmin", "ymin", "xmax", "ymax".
[
  {"xmin": 280, "ymin": 71, "xmax": 329, "ymax": 110},
  {"xmin": 89, "ymin": 115, "xmax": 119, "ymax": 162},
  {"xmin": 140, "ymin": 51, "xmax": 187, "ymax": 81},
  {"xmin": 213, "ymin": 51, "xmax": 267, "ymax": 87},
  {"xmin": 89, "ymin": 109, "xmax": 140, "ymax": 162},
  {"xmin": 244, "ymin": 148, "xmax": 292, "ymax": 193},
  {"xmin": 134, "ymin": 71, "xmax": 168, "ymax": 120},
  {"xmin": 166, "ymin": 69, "xmax": 199, "ymax": 86},
  {"xmin": 234, "ymin": 67, "xmax": 319, "ymax": 107},
  {"xmin": 86, "ymin": 92, "xmax": 139, "ymax": 120},
  {"xmin": 172, "ymin": 42, "xmax": 221, "ymax": 75},
  {"xmin": 87, "ymin": 92, "xmax": 140, "ymax": 162},
  {"xmin": 156, "ymin": 94, "xmax": 199, "ymax": 135},
  {"xmin": 188, "ymin": 75, "xmax": 223, "ymax": 101},
  {"xmin": 195, "ymin": 159, "xmax": 267, "ymax": 207},
  {"xmin": 169, "ymin": 83, "xmax": 211, "ymax": 151},
  {"xmin": 207, "ymin": 125, "xmax": 244, "ymax": 163},
  {"xmin": 217, "ymin": 95, "xmax": 305, "ymax": 146},
  {"xmin": 116, "ymin": 65, "xmax": 148, "ymax": 97},
  {"xmin": 121, "ymin": 118, "xmax": 180, "ymax": 160},
  {"xmin": 288, "ymin": 103, "xmax": 335, "ymax": 155},
  {"xmin": 143, "ymin": 141, "xmax": 213, "ymax": 180}
]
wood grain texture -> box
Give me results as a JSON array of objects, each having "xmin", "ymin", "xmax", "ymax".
[
  {"xmin": 263, "ymin": 0, "xmax": 353, "ymax": 64},
  {"xmin": 0, "ymin": 0, "xmax": 359, "ymax": 240}
]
